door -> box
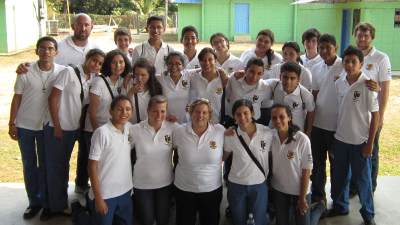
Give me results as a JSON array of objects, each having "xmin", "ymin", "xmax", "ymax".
[{"xmin": 234, "ymin": 3, "xmax": 249, "ymax": 34}]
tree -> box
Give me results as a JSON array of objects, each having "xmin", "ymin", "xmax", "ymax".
[{"xmin": 131, "ymin": 0, "xmax": 163, "ymax": 15}]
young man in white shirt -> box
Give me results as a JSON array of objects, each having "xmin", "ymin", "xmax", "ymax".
[
  {"xmin": 300, "ymin": 28, "xmax": 323, "ymax": 70},
  {"xmin": 8, "ymin": 37, "xmax": 65, "ymax": 220},
  {"xmin": 132, "ymin": 16, "xmax": 174, "ymax": 76},
  {"xmin": 349, "ymin": 22, "xmax": 392, "ymax": 195},
  {"xmin": 309, "ymin": 34, "xmax": 343, "ymax": 204},
  {"xmin": 180, "ymin": 25, "xmax": 201, "ymax": 70},
  {"xmin": 328, "ymin": 46, "xmax": 379, "ymax": 225}
]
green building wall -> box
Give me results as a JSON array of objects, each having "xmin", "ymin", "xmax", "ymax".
[
  {"xmin": 0, "ymin": 0, "xmax": 8, "ymax": 53},
  {"xmin": 177, "ymin": 3, "xmax": 202, "ymax": 41}
]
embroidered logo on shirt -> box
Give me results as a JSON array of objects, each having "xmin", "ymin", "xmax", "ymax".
[
  {"xmin": 287, "ymin": 151, "xmax": 295, "ymax": 160},
  {"xmin": 164, "ymin": 135, "xmax": 172, "ymax": 145},
  {"xmin": 366, "ymin": 64, "xmax": 373, "ymax": 70},
  {"xmin": 292, "ymin": 102, "xmax": 299, "ymax": 109},
  {"xmin": 260, "ymin": 140, "xmax": 267, "ymax": 152},
  {"xmin": 353, "ymin": 91, "xmax": 361, "ymax": 103},
  {"xmin": 117, "ymin": 87, "xmax": 122, "ymax": 95},
  {"xmin": 216, "ymin": 87, "xmax": 224, "ymax": 94},
  {"xmin": 228, "ymin": 67, "xmax": 233, "ymax": 74},
  {"xmin": 128, "ymin": 133, "xmax": 133, "ymax": 144},
  {"xmin": 181, "ymin": 80, "xmax": 189, "ymax": 89},
  {"xmin": 194, "ymin": 65, "xmax": 200, "ymax": 69},
  {"xmin": 209, "ymin": 140, "xmax": 217, "ymax": 150},
  {"xmin": 252, "ymin": 95, "xmax": 259, "ymax": 103}
]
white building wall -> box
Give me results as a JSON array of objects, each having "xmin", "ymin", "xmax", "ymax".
[{"xmin": 5, "ymin": 0, "xmax": 46, "ymax": 52}]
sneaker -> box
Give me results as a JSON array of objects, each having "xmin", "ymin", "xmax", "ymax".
[
  {"xmin": 39, "ymin": 208, "xmax": 53, "ymax": 221},
  {"xmin": 364, "ymin": 218, "xmax": 376, "ymax": 225},
  {"xmin": 326, "ymin": 208, "xmax": 349, "ymax": 218},
  {"xmin": 23, "ymin": 206, "xmax": 41, "ymax": 219},
  {"xmin": 74, "ymin": 185, "xmax": 90, "ymax": 194}
]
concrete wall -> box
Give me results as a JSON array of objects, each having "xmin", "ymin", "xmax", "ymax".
[{"xmin": 2, "ymin": 0, "xmax": 43, "ymax": 53}]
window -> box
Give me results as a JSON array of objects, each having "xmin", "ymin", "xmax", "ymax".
[{"xmin": 395, "ymin": 9, "xmax": 400, "ymax": 28}]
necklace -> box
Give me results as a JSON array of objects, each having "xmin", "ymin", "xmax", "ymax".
[{"xmin": 38, "ymin": 64, "xmax": 52, "ymax": 93}]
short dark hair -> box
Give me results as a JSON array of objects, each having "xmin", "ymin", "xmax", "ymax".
[
  {"xmin": 147, "ymin": 95, "xmax": 168, "ymax": 110},
  {"xmin": 114, "ymin": 27, "xmax": 132, "ymax": 43},
  {"xmin": 280, "ymin": 61, "xmax": 301, "ymax": 77},
  {"xmin": 132, "ymin": 58, "xmax": 163, "ymax": 97},
  {"xmin": 210, "ymin": 32, "xmax": 230, "ymax": 49},
  {"xmin": 110, "ymin": 95, "xmax": 132, "ymax": 111},
  {"xmin": 354, "ymin": 22, "xmax": 375, "ymax": 39},
  {"xmin": 180, "ymin": 25, "xmax": 199, "ymax": 42},
  {"xmin": 85, "ymin": 48, "xmax": 106, "ymax": 62},
  {"xmin": 198, "ymin": 47, "xmax": 217, "ymax": 61},
  {"xmin": 232, "ymin": 99, "xmax": 255, "ymax": 118},
  {"xmin": 342, "ymin": 45, "xmax": 364, "ymax": 63},
  {"xmin": 245, "ymin": 57, "xmax": 264, "ymax": 71},
  {"xmin": 36, "ymin": 36, "xmax": 58, "ymax": 50},
  {"xmin": 146, "ymin": 16, "xmax": 164, "ymax": 28},
  {"xmin": 101, "ymin": 49, "xmax": 132, "ymax": 78},
  {"xmin": 257, "ymin": 29, "xmax": 275, "ymax": 44},
  {"xmin": 319, "ymin": 33, "xmax": 337, "ymax": 46},
  {"xmin": 302, "ymin": 28, "xmax": 321, "ymax": 44},
  {"xmin": 165, "ymin": 51, "xmax": 186, "ymax": 67},
  {"xmin": 282, "ymin": 41, "xmax": 301, "ymax": 53}
]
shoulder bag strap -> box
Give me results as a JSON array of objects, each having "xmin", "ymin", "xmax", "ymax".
[
  {"xmin": 99, "ymin": 75, "xmax": 115, "ymax": 99},
  {"xmin": 134, "ymin": 93, "xmax": 141, "ymax": 122},
  {"xmin": 69, "ymin": 64, "xmax": 84, "ymax": 102},
  {"xmin": 234, "ymin": 128, "xmax": 266, "ymax": 178}
]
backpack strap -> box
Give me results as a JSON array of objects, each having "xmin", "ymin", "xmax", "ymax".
[
  {"xmin": 217, "ymin": 70, "xmax": 226, "ymax": 125},
  {"xmin": 140, "ymin": 43, "xmax": 145, "ymax": 57},
  {"xmin": 99, "ymin": 75, "xmax": 115, "ymax": 99},
  {"xmin": 270, "ymin": 80, "xmax": 280, "ymax": 100},
  {"xmin": 69, "ymin": 64, "xmax": 84, "ymax": 102},
  {"xmin": 134, "ymin": 93, "xmax": 141, "ymax": 122}
]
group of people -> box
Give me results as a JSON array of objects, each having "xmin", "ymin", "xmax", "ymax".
[{"xmin": 8, "ymin": 12, "xmax": 391, "ymax": 225}]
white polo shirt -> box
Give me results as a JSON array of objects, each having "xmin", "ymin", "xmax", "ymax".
[
  {"xmin": 270, "ymin": 130, "xmax": 313, "ymax": 196},
  {"xmin": 362, "ymin": 47, "xmax": 392, "ymax": 83},
  {"xmin": 216, "ymin": 54, "xmax": 245, "ymax": 75},
  {"xmin": 130, "ymin": 120, "xmax": 178, "ymax": 189},
  {"xmin": 55, "ymin": 36, "xmax": 98, "ymax": 66},
  {"xmin": 183, "ymin": 51, "xmax": 201, "ymax": 70},
  {"xmin": 189, "ymin": 70, "xmax": 225, "ymax": 124},
  {"xmin": 226, "ymin": 77, "xmax": 271, "ymax": 119},
  {"xmin": 240, "ymin": 48, "xmax": 283, "ymax": 70},
  {"xmin": 311, "ymin": 57, "xmax": 344, "ymax": 131},
  {"xmin": 158, "ymin": 70, "xmax": 192, "ymax": 123},
  {"xmin": 132, "ymin": 41, "xmax": 173, "ymax": 76},
  {"xmin": 88, "ymin": 121, "xmax": 133, "ymax": 200},
  {"xmin": 224, "ymin": 124, "xmax": 273, "ymax": 185},
  {"xmin": 173, "ymin": 123, "xmax": 225, "ymax": 193},
  {"xmin": 269, "ymin": 80, "xmax": 315, "ymax": 131},
  {"xmin": 264, "ymin": 63, "xmax": 312, "ymax": 90},
  {"xmin": 14, "ymin": 62, "xmax": 65, "ymax": 130},
  {"xmin": 334, "ymin": 73, "xmax": 379, "ymax": 145},
  {"xmin": 300, "ymin": 54, "xmax": 323, "ymax": 71},
  {"xmin": 84, "ymin": 76, "xmax": 124, "ymax": 132},
  {"xmin": 49, "ymin": 67, "xmax": 93, "ymax": 130},
  {"xmin": 129, "ymin": 90, "xmax": 151, "ymax": 124}
]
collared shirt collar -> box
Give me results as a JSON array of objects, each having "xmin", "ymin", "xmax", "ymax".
[{"xmin": 107, "ymin": 120, "xmax": 128, "ymax": 134}]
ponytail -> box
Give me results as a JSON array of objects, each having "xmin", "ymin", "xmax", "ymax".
[{"xmin": 266, "ymin": 49, "xmax": 274, "ymax": 70}]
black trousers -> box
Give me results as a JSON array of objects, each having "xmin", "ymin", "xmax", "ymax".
[{"xmin": 174, "ymin": 186, "xmax": 223, "ymax": 225}]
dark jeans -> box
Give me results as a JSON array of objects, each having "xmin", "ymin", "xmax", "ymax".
[
  {"xmin": 310, "ymin": 126, "xmax": 335, "ymax": 201},
  {"xmin": 174, "ymin": 186, "xmax": 222, "ymax": 225},
  {"xmin": 331, "ymin": 139, "xmax": 374, "ymax": 221},
  {"xmin": 133, "ymin": 185, "xmax": 172, "ymax": 225},
  {"xmin": 44, "ymin": 124, "xmax": 78, "ymax": 211},
  {"xmin": 350, "ymin": 127, "xmax": 381, "ymax": 193},
  {"xmin": 17, "ymin": 128, "xmax": 46, "ymax": 208},
  {"xmin": 272, "ymin": 189, "xmax": 310, "ymax": 225},
  {"xmin": 75, "ymin": 131, "xmax": 92, "ymax": 188}
]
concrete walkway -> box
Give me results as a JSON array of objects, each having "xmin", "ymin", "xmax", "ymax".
[{"xmin": 1, "ymin": 177, "xmax": 399, "ymax": 225}]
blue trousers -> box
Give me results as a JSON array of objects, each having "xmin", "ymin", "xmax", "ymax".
[
  {"xmin": 17, "ymin": 127, "xmax": 46, "ymax": 208},
  {"xmin": 272, "ymin": 189, "xmax": 311, "ymax": 225},
  {"xmin": 89, "ymin": 191, "xmax": 133, "ymax": 225},
  {"xmin": 227, "ymin": 181, "xmax": 268, "ymax": 225},
  {"xmin": 331, "ymin": 139, "xmax": 374, "ymax": 221},
  {"xmin": 44, "ymin": 124, "xmax": 78, "ymax": 211}
]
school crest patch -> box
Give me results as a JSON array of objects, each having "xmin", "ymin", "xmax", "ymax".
[
  {"xmin": 366, "ymin": 64, "xmax": 373, "ymax": 70},
  {"xmin": 353, "ymin": 91, "xmax": 361, "ymax": 103},
  {"xmin": 216, "ymin": 87, "xmax": 224, "ymax": 95},
  {"xmin": 287, "ymin": 151, "xmax": 295, "ymax": 160},
  {"xmin": 292, "ymin": 102, "xmax": 299, "ymax": 109},
  {"xmin": 260, "ymin": 140, "xmax": 267, "ymax": 152},
  {"xmin": 252, "ymin": 95, "xmax": 259, "ymax": 103},
  {"xmin": 181, "ymin": 80, "xmax": 189, "ymax": 88},
  {"xmin": 164, "ymin": 135, "xmax": 172, "ymax": 145},
  {"xmin": 209, "ymin": 140, "xmax": 217, "ymax": 150},
  {"xmin": 228, "ymin": 67, "xmax": 234, "ymax": 74}
]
